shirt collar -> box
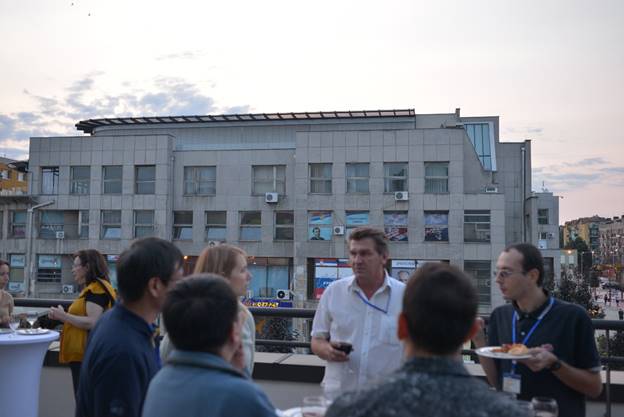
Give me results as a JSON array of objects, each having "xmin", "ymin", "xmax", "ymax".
[
  {"xmin": 512, "ymin": 289, "xmax": 552, "ymax": 320},
  {"xmin": 167, "ymin": 350, "xmax": 247, "ymax": 379},
  {"xmin": 402, "ymin": 356, "xmax": 470, "ymax": 378},
  {"xmin": 347, "ymin": 272, "xmax": 393, "ymax": 295},
  {"xmin": 116, "ymin": 304, "xmax": 156, "ymax": 338}
]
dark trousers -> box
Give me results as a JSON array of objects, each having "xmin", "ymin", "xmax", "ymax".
[{"xmin": 69, "ymin": 361, "xmax": 82, "ymax": 397}]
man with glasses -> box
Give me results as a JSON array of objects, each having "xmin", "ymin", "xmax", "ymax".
[{"xmin": 473, "ymin": 243, "xmax": 602, "ymax": 417}]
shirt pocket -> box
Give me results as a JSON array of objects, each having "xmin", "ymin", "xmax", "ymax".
[{"xmin": 381, "ymin": 314, "xmax": 399, "ymax": 345}]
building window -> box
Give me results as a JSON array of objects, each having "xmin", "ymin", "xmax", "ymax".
[
  {"xmin": 0, "ymin": 170, "xmax": 8, "ymax": 179},
  {"xmin": 346, "ymin": 211, "xmax": 369, "ymax": 236},
  {"xmin": 538, "ymin": 209, "xmax": 549, "ymax": 225},
  {"xmin": 18, "ymin": 172, "xmax": 25, "ymax": 182},
  {"xmin": 248, "ymin": 257, "xmax": 292, "ymax": 298},
  {"xmin": 41, "ymin": 167, "xmax": 59, "ymax": 194},
  {"xmin": 424, "ymin": 211, "xmax": 449, "ymax": 242},
  {"xmin": 101, "ymin": 210, "xmax": 122, "ymax": 239},
  {"xmin": 205, "ymin": 211, "xmax": 227, "ymax": 242},
  {"xmin": 464, "ymin": 123, "xmax": 495, "ymax": 170},
  {"xmin": 184, "ymin": 166, "xmax": 216, "ymax": 195},
  {"xmin": 384, "ymin": 211, "xmax": 408, "ymax": 242},
  {"xmin": 384, "ymin": 162, "xmax": 408, "ymax": 193},
  {"xmin": 39, "ymin": 211, "xmax": 64, "ymax": 239},
  {"xmin": 135, "ymin": 165, "xmax": 155, "ymax": 194},
  {"xmin": 308, "ymin": 211, "xmax": 332, "ymax": 240},
  {"xmin": 253, "ymin": 165, "xmax": 286, "ymax": 195},
  {"xmin": 464, "ymin": 210, "xmax": 491, "ymax": 243},
  {"xmin": 9, "ymin": 211, "xmax": 26, "ymax": 238},
  {"xmin": 79, "ymin": 210, "xmax": 89, "ymax": 239},
  {"xmin": 464, "ymin": 261, "xmax": 491, "ymax": 312},
  {"xmin": 134, "ymin": 210, "xmax": 155, "ymax": 238},
  {"xmin": 309, "ymin": 163, "xmax": 332, "ymax": 194},
  {"xmin": 103, "ymin": 166, "xmax": 122, "ymax": 194},
  {"xmin": 424, "ymin": 162, "xmax": 449, "ymax": 193},
  {"xmin": 275, "ymin": 211, "xmax": 294, "ymax": 241},
  {"xmin": 173, "ymin": 211, "xmax": 193, "ymax": 240},
  {"xmin": 240, "ymin": 211, "xmax": 261, "ymax": 241},
  {"xmin": 37, "ymin": 255, "xmax": 62, "ymax": 283},
  {"xmin": 70, "ymin": 166, "xmax": 90, "ymax": 195},
  {"xmin": 9, "ymin": 254, "xmax": 25, "ymax": 286},
  {"xmin": 346, "ymin": 163, "xmax": 369, "ymax": 194}
]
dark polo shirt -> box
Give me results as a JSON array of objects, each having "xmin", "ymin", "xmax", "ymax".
[
  {"xmin": 76, "ymin": 304, "xmax": 159, "ymax": 417},
  {"xmin": 488, "ymin": 296, "xmax": 601, "ymax": 417}
]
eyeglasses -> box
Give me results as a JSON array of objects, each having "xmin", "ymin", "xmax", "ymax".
[{"xmin": 493, "ymin": 269, "xmax": 526, "ymax": 279}]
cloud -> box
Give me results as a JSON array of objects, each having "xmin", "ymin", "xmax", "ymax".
[
  {"xmin": 155, "ymin": 50, "xmax": 206, "ymax": 61},
  {"xmin": 533, "ymin": 158, "xmax": 624, "ymax": 192},
  {"xmin": 0, "ymin": 73, "xmax": 250, "ymax": 159},
  {"xmin": 504, "ymin": 126, "xmax": 545, "ymax": 136}
]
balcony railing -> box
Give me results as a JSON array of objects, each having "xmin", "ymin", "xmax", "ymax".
[{"xmin": 15, "ymin": 298, "xmax": 624, "ymax": 417}]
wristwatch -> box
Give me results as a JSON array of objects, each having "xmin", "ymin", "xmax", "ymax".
[{"xmin": 547, "ymin": 359, "xmax": 562, "ymax": 372}]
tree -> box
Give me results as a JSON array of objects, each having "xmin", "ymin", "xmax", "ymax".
[
  {"xmin": 552, "ymin": 274, "xmax": 605, "ymax": 319},
  {"xmin": 597, "ymin": 331, "xmax": 624, "ymax": 371},
  {"xmin": 564, "ymin": 237, "xmax": 593, "ymax": 281}
]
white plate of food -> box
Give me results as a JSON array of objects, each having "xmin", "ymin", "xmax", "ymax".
[
  {"xmin": 476, "ymin": 344, "xmax": 532, "ymax": 360},
  {"xmin": 16, "ymin": 328, "xmax": 51, "ymax": 336}
]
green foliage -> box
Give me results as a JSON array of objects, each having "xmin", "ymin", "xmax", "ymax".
[
  {"xmin": 553, "ymin": 275, "xmax": 605, "ymax": 319},
  {"xmin": 597, "ymin": 331, "xmax": 624, "ymax": 371}
]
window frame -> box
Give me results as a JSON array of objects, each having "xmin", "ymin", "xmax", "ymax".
[
  {"xmin": 309, "ymin": 163, "xmax": 332, "ymax": 194},
  {"xmin": 384, "ymin": 211, "xmax": 409, "ymax": 242},
  {"xmin": 274, "ymin": 211, "xmax": 294, "ymax": 241},
  {"xmin": 37, "ymin": 254, "xmax": 62, "ymax": 283},
  {"xmin": 239, "ymin": 211, "xmax": 262, "ymax": 241},
  {"xmin": 9, "ymin": 210, "xmax": 27, "ymax": 238},
  {"xmin": 101, "ymin": 210, "xmax": 122, "ymax": 240},
  {"xmin": 424, "ymin": 162, "xmax": 449, "ymax": 194},
  {"xmin": 424, "ymin": 211, "xmax": 449, "ymax": 242},
  {"xmin": 308, "ymin": 210, "xmax": 333, "ymax": 241},
  {"xmin": 135, "ymin": 165, "xmax": 156, "ymax": 195},
  {"xmin": 79, "ymin": 210, "xmax": 89, "ymax": 239},
  {"xmin": 252, "ymin": 165, "xmax": 286, "ymax": 195},
  {"xmin": 205, "ymin": 211, "xmax": 227, "ymax": 242},
  {"xmin": 464, "ymin": 210, "xmax": 491, "ymax": 243},
  {"xmin": 538, "ymin": 209, "xmax": 549, "ymax": 225},
  {"xmin": 133, "ymin": 210, "xmax": 155, "ymax": 238},
  {"xmin": 173, "ymin": 211, "xmax": 194, "ymax": 241},
  {"xmin": 41, "ymin": 166, "xmax": 59, "ymax": 195},
  {"xmin": 383, "ymin": 162, "xmax": 408, "ymax": 193},
  {"xmin": 184, "ymin": 166, "xmax": 216, "ymax": 196},
  {"xmin": 70, "ymin": 166, "xmax": 91, "ymax": 195},
  {"xmin": 39, "ymin": 210, "xmax": 65, "ymax": 239},
  {"xmin": 102, "ymin": 165, "xmax": 123, "ymax": 194},
  {"xmin": 346, "ymin": 163, "xmax": 370, "ymax": 194},
  {"xmin": 464, "ymin": 260, "xmax": 491, "ymax": 312}
]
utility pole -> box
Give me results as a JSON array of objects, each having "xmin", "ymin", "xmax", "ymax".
[{"xmin": 25, "ymin": 200, "xmax": 55, "ymax": 298}]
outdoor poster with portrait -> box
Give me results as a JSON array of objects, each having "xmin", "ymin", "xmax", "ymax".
[
  {"xmin": 424, "ymin": 212, "xmax": 449, "ymax": 241},
  {"xmin": 309, "ymin": 211, "xmax": 332, "ymax": 240},
  {"xmin": 391, "ymin": 259, "xmax": 416, "ymax": 283},
  {"xmin": 384, "ymin": 212, "xmax": 408, "ymax": 241},
  {"xmin": 346, "ymin": 211, "xmax": 369, "ymax": 228},
  {"xmin": 313, "ymin": 258, "xmax": 352, "ymax": 299}
]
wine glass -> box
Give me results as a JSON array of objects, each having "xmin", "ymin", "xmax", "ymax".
[
  {"xmin": 8, "ymin": 314, "xmax": 20, "ymax": 337},
  {"xmin": 26, "ymin": 311, "xmax": 39, "ymax": 329},
  {"xmin": 530, "ymin": 397, "xmax": 558, "ymax": 417}
]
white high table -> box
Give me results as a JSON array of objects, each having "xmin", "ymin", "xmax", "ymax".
[{"xmin": 0, "ymin": 330, "xmax": 59, "ymax": 417}]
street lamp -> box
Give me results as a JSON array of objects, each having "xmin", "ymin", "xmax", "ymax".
[{"xmin": 25, "ymin": 200, "xmax": 55, "ymax": 298}]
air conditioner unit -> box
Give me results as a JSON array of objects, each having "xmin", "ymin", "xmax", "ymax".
[
  {"xmin": 55, "ymin": 231, "xmax": 65, "ymax": 239},
  {"xmin": 276, "ymin": 289, "xmax": 291, "ymax": 300},
  {"xmin": 207, "ymin": 240, "xmax": 221, "ymax": 247},
  {"xmin": 484, "ymin": 186, "xmax": 498, "ymax": 193},
  {"xmin": 333, "ymin": 225, "xmax": 345, "ymax": 236},
  {"xmin": 62, "ymin": 284, "xmax": 74, "ymax": 294},
  {"xmin": 265, "ymin": 192, "xmax": 279, "ymax": 203},
  {"xmin": 394, "ymin": 191, "xmax": 409, "ymax": 201}
]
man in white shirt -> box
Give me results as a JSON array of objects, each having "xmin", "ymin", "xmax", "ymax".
[{"xmin": 311, "ymin": 227, "xmax": 405, "ymax": 393}]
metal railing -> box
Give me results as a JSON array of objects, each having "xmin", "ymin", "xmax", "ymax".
[{"xmin": 15, "ymin": 299, "xmax": 624, "ymax": 416}]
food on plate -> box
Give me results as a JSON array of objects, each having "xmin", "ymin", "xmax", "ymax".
[{"xmin": 492, "ymin": 343, "xmax": 529, "ymax": 355}]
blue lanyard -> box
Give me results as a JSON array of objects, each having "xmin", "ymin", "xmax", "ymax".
[
  {"xmin": 510, "ymin": 297, "xmax": 554, "ymax": 373},
  {"xmin": 355, "ymin": 289, "xmax": 391, "ymax": 315}
]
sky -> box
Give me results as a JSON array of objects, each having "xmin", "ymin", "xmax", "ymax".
[{"xmin": 0, "ymin": 0, "xmax": 623, "ymax": 223}]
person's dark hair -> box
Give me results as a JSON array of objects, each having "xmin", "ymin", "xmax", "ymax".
[
  {"xmin": 403, "ymin": 263, "xmax": 477, "ymax": 355},
  {"xmin": 348, "ymin": 227, "xmax": 388, "ymax": 256},
  {"xmin": 74, "ymin": 249, "xmax": 110, "ymax": 285},
  {"xmin": 504, "ymin": 243, "xmax": 545, "ymax": 287},
  {"xmin": 163, "ymin": 274, "xmax": 239, "ymax": 353},
  {"xmin": 116, "ymin": 237, "xmax": 183, "ymax": 302}
]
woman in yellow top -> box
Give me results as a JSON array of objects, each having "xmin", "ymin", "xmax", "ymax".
[
  {"xmin": 48, "ymin": 249, "xmax": 116, "ymax": 396},
  {"xmin": 0, "ymin": 259, "xmax": 14, "ymax": 328}
]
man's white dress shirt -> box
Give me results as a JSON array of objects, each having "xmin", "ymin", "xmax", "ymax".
[{"xmin": 311, "ymin": 274, "xmax": 405, "ymax": 392}]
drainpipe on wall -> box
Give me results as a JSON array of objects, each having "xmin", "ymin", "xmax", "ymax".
[
  {"xmin": 25, "ymin": 200, "xmax": 55, "ymax": 298},
  {"xmin": 521, "ymin": 145, "xmax": 526, "ymax": 242}
]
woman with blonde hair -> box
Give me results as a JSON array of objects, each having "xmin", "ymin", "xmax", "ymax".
[{"xmin": 161, "ymin": 244, "xmax": 255, "ymax": 375}]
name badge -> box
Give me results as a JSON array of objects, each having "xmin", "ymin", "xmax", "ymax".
[{"xmin": 502, "ymin": 372, "xmax": 521, "ymax": 395}]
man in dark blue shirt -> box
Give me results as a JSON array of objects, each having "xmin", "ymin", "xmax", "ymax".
[
  {"xmin": 76, "ymin": 237, "xmax": 183, "ymax": 417},
  {"xmin": 474, "ymin": 243, "xmax": 602, "ymax": 417}
]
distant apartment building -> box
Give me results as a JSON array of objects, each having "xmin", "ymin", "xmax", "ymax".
[
  {"xmin": 562, "ymin": 215, "xmax": 609, "ymax": 253},
  {"xmin": 0, "ymin": 157, "xmax": 28, "ymax": 195},
  {"xmin": 527, "ymin": 192, "xmax": 561, "ymax": 284},
  {"xmin": 599, "ymin": 217, "xmax": 624, "ymax": 280},
  {"xmin": 0, "ymin": 108, "xmax": 555, "ymax": 312}
]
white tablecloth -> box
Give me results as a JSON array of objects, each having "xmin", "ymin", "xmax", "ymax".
[{"xmin": 0, "ymin": 330, "xmax": 59, "ymax": 417}]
